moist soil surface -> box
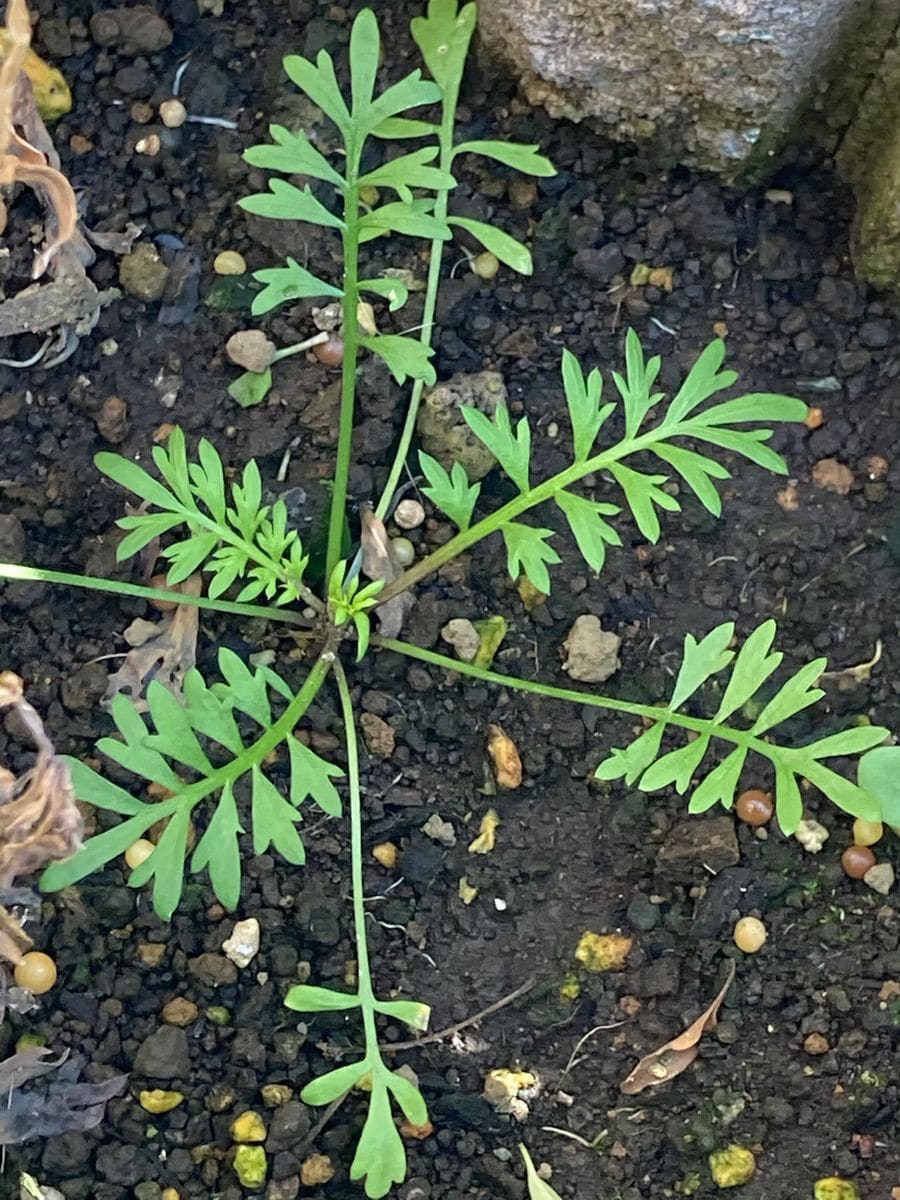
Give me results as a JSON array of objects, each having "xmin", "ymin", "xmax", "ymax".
[{"xmin": 1, "ymin": 3, "xmax": 899, "ymax": 1199}]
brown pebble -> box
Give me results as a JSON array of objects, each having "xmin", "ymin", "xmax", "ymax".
[
  {"xmin": 95, "ymin": 395, "xmax": 128, "ymax": 443},
  {"xmin": 735, "ymin": 788, "xmax": 773, "ymax": 827},
  {"xmin": 137, "ymin": 943, "xmax": 166, "ymax": 967},
  {"xmin": 841, "ymin": 845, "xmax": 876, "ymax": 880},
  {"xmin": 162, "ymin": 997, "xmax": 199, "ymax": 1027},
  {"xmin": 313, "ymin": 334, "xmax": 344, "ymax": 366},
  {"xmin": 866, "ymin": 454, "xmax": 888, "ymax": 480},
  {"xmin": 69, "ymin": 134, "xmax": 93, "ymax": 154},
  {"xmin": 803, "ymin": 1032, "xmax": 829, "ymax": 1055}
]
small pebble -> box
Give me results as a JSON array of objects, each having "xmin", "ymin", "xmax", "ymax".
[
  {"xmin": 733, "ymin": 916, "xmax": 767, "ymax": 953},
  {"xmin": 14, "ymin": 952, "xmax": 57, "ymax": 994},
  {"xmin": 863, "ymin": 861, "xmax": 894, "ymax": 895},
  {"xmin": 372, "ymin": 842, "xmax": 399, "ymax": 868},
  {"xmin": 852, "ymin": 818, "xmax": 882, "ymax": 846},
  {"xmin": 841, "ymin": 845, "xmax": 876, "ymax": 880},
  {"xmin": 803, "ymin": 1032, "xmax": 829, "ymax": 1055},
  {"xmin": 95, "ymin": 394, "xmax": 128, "ymax": 444},
  {"xmin": 472, "ymin": 251, "xmax": 500, "ymax": 279},
  {"xmin": 159, "ymin": 99, "xmax": 187, "ymax": 128},
  {"xmin": 125, "ymin": 838, "xmax": 156, "ymax": 869},
  {"xmin": 222, "ymin": 918, "xmax": 261, "ymax": 968},
  {"xmin": 313, "ymin": 334, "xmax": 344, "ymax": 365},
  {"xmin": 394, "ymin": 499, "xmax": 425, "ymax": 530},
  {"xmin": 214, "ymin": 250, "xmax": 247, "ymax": 276},
  {"xmin": 391, "ymin": 536, "xmax": 415, "ymax": 567},
  {"xmin": 735, "ymin": 788, "xmax": 773, "ymax": 827},
  {"xmin": 135, "ymin": 133, "xmax": 161, "ymax": 156},
  {"xmin": 795, "ymin": 818, "xmax": 829, "ymax": 853}
]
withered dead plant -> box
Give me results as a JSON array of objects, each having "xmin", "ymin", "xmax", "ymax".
[
  {"xmin": 0, "ymin": 0, "xmax": 77, "ymax": 277},
  {"xmin": 0, "ymin": 671, "xmax": 81, "ymax": 967}
]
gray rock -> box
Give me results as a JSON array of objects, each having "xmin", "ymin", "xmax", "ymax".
[
  {"xmin": 657, "ymin": 815, "xmax": 740, "ymax": 875},
  {"xmin": 188, "ymin": 952, "xmax": 238, "ymax": 987},
  {"xmin": 858, "ymin": 319, "xmax": 892, "ymax": 348},
  {"xmin": 636, "ymin": 956, "xmax": 681, "ymax": 997},
  {"xmin": 90, "ymin": 6, "xmax": 173, "ymax": 54},
  {"xmin": 267, "ymin": 1101, "xmax": 310, "ymax": 1154},
  {"xmin": 133, "ymin": 1025, "xmax": 190, "ymax": 1079},
  {"xmin": 0, "ymin": 513, "xmax": 25, "ymax": 562},
  {"xmin": 626, "ymin": 894, "xmax": 660, "ymax": 932},
  {"xmin": 479, "ymin": 0, "xmax": 856, "ymax": 175},
  {"xmin": 573, "ymin": 243, "xmax": 624, "ymax": 282}
]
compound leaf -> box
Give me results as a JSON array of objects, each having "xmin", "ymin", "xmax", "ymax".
[
  {"xmin": 251, "ymin": 766, "xmax": 306, "ymax": 865},
  {"xmin": 418, "ymin": 451, "xmax": 480, "ymax": 531},
  {"xmin": 190, "ymin": 781, "xmax": 243, "ymax": 910},
  {"xmin": 609, "ymin": 463, "xmax": 680, "ymax": 543},
  {"xmin": 283, "ymin": 51, "xmax": 351, "ymax": 134},
  {"xmin": 561, "ymin": 348, "xmax": 613, "ymax": 462},
  {"xmin": 448, "ymin": 215, "xmax": 532, "ymax": 275},
  {"xmin": 639, "ymin": 733, "xmax": 711, "ymax": 794},
  {"xmin": 453, "ymin": 139, "xmax": 555, "ymax": 176},
  {"xmin": 350, "ymin": 1077, "xmax": 407, "ymax": 1198},
  {"xmin": 361, "ymin": 334, "xmax": 436, "ymax": 385},
  {"xmin": 461, "ymin": 404, "xmax": 531, "ymax": 492},
  {"xmin": 652, "ymin": 443, "xmax": 729, "ymax": 517},
  {"xmin": 501, "ymin": 522, "xmax": 560, "ymax": 594},
  {"xmin": 285, "ymin": 985, "xmax": 362, "ymax": 1013},
  {"xmin": 687, "ymin": 747, "xmax": 747, "ymax": 814},
  {"xmin": 411, "ymin": 0, "xmax": 477, "ymax": 91},
  {"xmin": 714, "ymin": 619, "xmax": 782, "ymax": 723},
  {"xmin": 251, "ymin": 258, "xmax": 341, "ymax": 316},
  {"xmin": 858, "ymin": 746, "xmax": 900, "ymax": 826},
  {"xmin": 243, "ymin": 124, "xmax": 344, "ymax": 187},
  {"xmin": 239, "ymin": 179, "xmax": 345, "ymax": 228},
  {"xmin": 669, "ymin": 623, "xmax": 736, "ymax": 711},
  {"xmin": 554, "ymin": 489, "xmax": 621, "ymax": 574}
]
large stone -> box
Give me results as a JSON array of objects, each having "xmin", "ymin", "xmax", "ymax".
[
  {"xmin": 479, "ymin": 0, "xmax": 858, "ymax": 174},
  {"xmin": 837, "ymin": 15, "xmax": 900, "ymax": 293},
  {"xmin": 133, "ymin": 1025, "xmax": 190, "ymax": 1080}
]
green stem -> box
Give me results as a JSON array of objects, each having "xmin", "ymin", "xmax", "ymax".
[
  {"xmin": 373, "ymin": 89, "xmax": 460, "ymax": 521},
  {"xmin": 378, "ymin": 427, "xmax": 666, "ymax": 603},
  {"xmin": 0, "ymin": 562, "xmax": 313, "ymax": 627},
  {"xmin": 333, "ymin": 660, "xmax": 379, "ymax": 1055},
  {"xmin": 375, "ymin": 635, "xmax": 771, "ymax": 755},
  {"xmin": 326, "ymin": 148, "xmax": 363, "ymax": 582}
]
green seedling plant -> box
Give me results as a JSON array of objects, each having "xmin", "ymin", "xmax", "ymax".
[{"xmin": 1, "ymin": 3, "xmax": 896, "ymax": 1196}]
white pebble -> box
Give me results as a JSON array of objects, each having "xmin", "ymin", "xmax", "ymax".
[
  {"xmin": 222, "ymin": 918, "xmax": 260, "ymax": 968},
  {"xmin": 794, "ymin": 818, "xmax": 829, "ymax": 853},
  {"xmin": 394, "ymin": 498, "xmax": 425, "ymax": 530},
  {"xmin": 160, "ymin": 99, "xmax": 187, "ymax": 128}
]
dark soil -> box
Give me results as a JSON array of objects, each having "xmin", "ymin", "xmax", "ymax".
[{"xmin": 1, "ymin": 2, "xmax": 899, "ymax": 1199}]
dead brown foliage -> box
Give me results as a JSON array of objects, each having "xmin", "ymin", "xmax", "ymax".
[
  {"xmin": 0, "ymin": 671, "xmax": 82, "ymax": 965},
  {"xmin": 0, "ymin": 0, "xmax": 77, "ymax": 276}
]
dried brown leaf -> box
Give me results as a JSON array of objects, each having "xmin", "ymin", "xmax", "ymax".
[
  {"xmin": 619, "ymin": 960, "xmax": 736, "ymax": 1094},
  {"xmin": 360, "ymin": 505, "xmax": 414, "ymax": 637},
  {"xmin": 0, "ymin": 672, "xmax": 82, "ymax": 901},
  {"xmin": 0, "ymin": 0, "xmax": 78, "ymax": 278},
  {"xmin": 103, "ymin": 575, "xmax": 201, "ymax": 710}
]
